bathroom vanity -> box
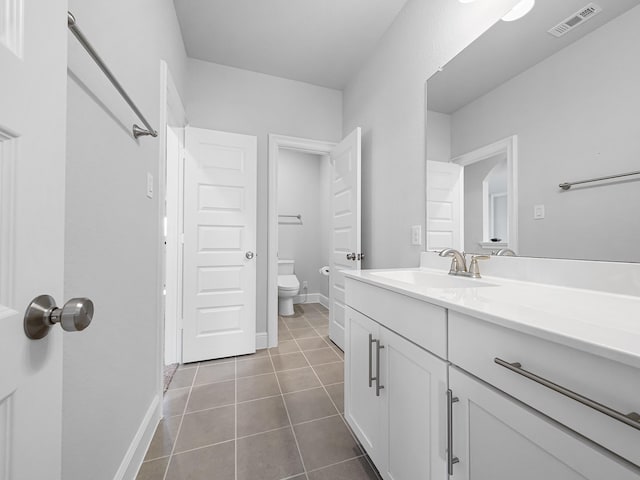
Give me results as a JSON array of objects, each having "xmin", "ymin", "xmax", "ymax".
[{"xmin": 343, "ymin": 254, "xmax": 640, "ymax": 479}]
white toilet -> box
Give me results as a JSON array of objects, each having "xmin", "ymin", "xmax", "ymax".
[{"xmin": 278, "ymin": 259, "xmax": 300, "ymax": 316}]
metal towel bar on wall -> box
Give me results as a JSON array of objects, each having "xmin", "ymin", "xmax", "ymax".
[
  {"xmin": 67, "ymin": 12, "xmax": 158, "ymax": 139},
  {"xmin": 559, "ymin": 169, "xmax": 640, "ymax": 190}
]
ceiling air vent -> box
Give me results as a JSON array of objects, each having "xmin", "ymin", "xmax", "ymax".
[{"xmin": 548, "ymin": 3, "xmax": 602, "ymax": 37}]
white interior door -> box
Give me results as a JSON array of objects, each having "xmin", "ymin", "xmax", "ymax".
[
  {"xmin": 182, "ymin": 127, "xmax": 257, "ymax": 363},
  {"xmin": 426, "ymin": 160, "xmax": 464, "ymax": 251},
  {"xmin": 329, "ymin": 128, "xmax": 361, "ymax": 350},
  {"xmin": 0, "ymin": 1, "xmax": 67, "ymax": 478}
]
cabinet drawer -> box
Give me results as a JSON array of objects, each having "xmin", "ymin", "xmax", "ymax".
[
  {"xmin": 345, "ymin": 278, "xmax": 447, "ymax": 359},
  {"xmin": 449, "ymin": 311, "xmax": 640, "ymax": 467}
]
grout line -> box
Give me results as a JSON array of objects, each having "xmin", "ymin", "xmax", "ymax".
[
  {"xmin": 162, "ymin": 362, "xmax": 200, "ymax": 480},
  {"xmin": 267, "ymin": 339, "xmax": 310, "ymax": 480},
  {"xmin": 305, "ymin": 454, "xmax": 367, "ymax": 474}
]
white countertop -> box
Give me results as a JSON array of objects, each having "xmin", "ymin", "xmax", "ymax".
[{"xmin": 344, "ymin": 268, "xmax": 640, "ymax": 369}]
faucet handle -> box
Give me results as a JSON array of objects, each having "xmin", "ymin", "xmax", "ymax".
[{"xmin": 469, "ymin": 255, "xmax": 490, "ymax": 278}]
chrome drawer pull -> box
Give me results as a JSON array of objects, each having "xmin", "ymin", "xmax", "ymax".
[
  {"xmin": 447, "ymin": 389, "xmax": 460, "ymax": 475},
  {"xmin": 368, "ymin": 334, "xmax": 375, "ymax": 388},
  {"xmin": 494, "ymin": 358, "xmax": 640, "ymax": 431},
  {"xmin": 375, "ymin": 339, "xmax": 384, "ymax": 397}
]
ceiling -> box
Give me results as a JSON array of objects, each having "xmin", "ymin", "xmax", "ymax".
[
  {"xmin": 173, "ymin": 0, "xmax": 409, "ymax": 90},
  {"xmin": 428, "ymin": 0, "xmax": 640, "ymax": 114}
]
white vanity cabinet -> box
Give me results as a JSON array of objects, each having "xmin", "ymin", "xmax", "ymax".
[
  {"xmin": 345, "ymin": 304, "xmax": 448, "ymax": 480},
  {"xmin": 448, "ymin": 367, "xmax": 639, "ymax": 480}
]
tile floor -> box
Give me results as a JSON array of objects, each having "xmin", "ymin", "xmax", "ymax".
[{"xmin": 137, "ymin": 303, "xmax": 381, "ymax": 480}]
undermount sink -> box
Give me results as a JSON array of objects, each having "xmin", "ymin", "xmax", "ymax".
[{"xmin": 369, "ymin": 270, "xmax": 497, "ymax": 288}]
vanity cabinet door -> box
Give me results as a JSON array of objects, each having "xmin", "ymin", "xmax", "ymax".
[
  {"xmin": 345, "ymin": 307, "xmax": 382, "ymax": 463},
  {"xmin": 449, "ymin": 367, "xmax": 640, "ymax": 480},
  {"xmin": 378, "ymin": 327, "xmax": 448, "ymax": 480}
]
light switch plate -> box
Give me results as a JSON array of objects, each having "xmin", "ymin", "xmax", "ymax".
[
  {"xmin": 411, "ymin": 225, "xmax": 422, "ymax": 245},
  {"xmin": 146, "ymin": 172, "xmax": 153, "ymax": 199},
  {"xmin": 534, "ymin": 204, "xmax": 545, "ymax": 219}
]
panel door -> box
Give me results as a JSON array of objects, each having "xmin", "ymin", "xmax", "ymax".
[
  {"xmin": 344, "ymin": 307, "xmax": 381, "ymax": 463},
  {"xmin": 182, "ymin": 127, "xmax": 257, "ymax": 362},
  {"xmin": 329, "ymin": 128, "xmax": 361, "ymax": 350},
  {"xmin": 0, "ymin": 0, "xmax": 67, "ymax": 478},
  {"xmin": 379, "ymin": 328, "xmax": 448, "ymax": 480},
  {"xmin": 426, "ymin": 160, "xmax": 463, "ymax": 251},
  {"xmin": 449, "ymin": 367, "xmax": 640, "ymax": 480}
]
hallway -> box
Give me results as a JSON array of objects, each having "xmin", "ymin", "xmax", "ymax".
[{"xmin": 137, "ymin": 304, "xmax": 380, "ymax": 480}]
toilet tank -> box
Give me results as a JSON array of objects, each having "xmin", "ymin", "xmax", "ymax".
[{"xmin": 278, "ymin": 259, "xmax": 295, "ymax": 275}]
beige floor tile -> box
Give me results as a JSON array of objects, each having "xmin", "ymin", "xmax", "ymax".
[
  {"xmin": 237, "ymin": 396, "xmax": 290, "ymax": 437},
  {"xmin": 174, "ymin": 405, "xmax": 235, "ymax": 453},
  {"xmin": 236, "ymin": 357, "xmax": 274, "ymax": 378},
  {"xmin": 271, "ymin": 352, "xmax": 309, "ymax": 371},
  {"xmin": 276, "ymin": 367, "xmax": 322, "ymax": 393},
  {"xmin": 313, "ymin": 362, "xmax": 344, "ymax": 385},
  {"xmin": 294, "ymin": 415, "xmax": 362, "ymax": 471},
  {"xmin": 269, "ymin": 340, "xmax": 300, "ymax": 355},
  {"xmin": 308, "ymin": 456, "xmax": 380, "ymax": 480},
  {"xmin": 325, "ymin": 383, "xmax": 344, "ymax": 413},
  {"xmin": 186, "ymin": 380, "xmax": 235, "ymax": 412},
  {"xmin": 194, "ymin": 362, "xmax": 235, "ymax": 385},
  {"xmin": 162, "ymin": 387, "xmax": 189, "ymax": 417},
  {"xmin": 290, "ymin": 327, "xmax": 319, "ymax": 339},
  {"xmin": 284, "ymin": 387, "xmax": 338, "ymax": 424},
  {"xmin": 237, "ymin": 427, "xmax": 304, "ymax": 480},
  {"xmin": 167, "ymin": 368, "xmax": 196, "ymax": 389},
  {"xmin": 144, "ymin": 416, "xmax": 181, "ymax": 461},
  {"xmin": 237, "ymin": 373, "xmax": 280, "ymax": 402},
  {"xmin": 165, "ymin": 441, "xmax": 235, "ymax": 480},
  {"xmin": 304, "ymin": 348, "xmax": 341, "ymax": 366},
  {"xmin": 136, "ymin": 457, "xmax": 169, "ymax": 480},
  {"xmin": 296, "ymin": 337, "xmax": 330, "ymax": 351}
]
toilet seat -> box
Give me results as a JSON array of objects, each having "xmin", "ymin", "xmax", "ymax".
[{"xmin": 278, "ymin": 274, "xmax": 299, "ymax": 291}]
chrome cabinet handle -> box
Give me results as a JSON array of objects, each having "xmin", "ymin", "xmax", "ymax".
[
  {"xmin": 375, "ymin": 339, "xmax": 384, "ymax": 397},
  {"xmin": 24, "ymin": 295, "xmax": 94, "ymax": 340},
  {"xmin": 245, "ymin": 251, "xmax": 255, "ymax": 259},
  {"xmin": 368, "ymin": 334, "xmax": 375, "ymax": 388},
  {"xmin": 447, "ymin": 389, "xmax": 460, "ymax": 475},
  {"xmin": 346, "ymin": 252, "xmax": 356, "ymax": 261},
  {"xmin": 494, "ymin": 358, "xmax": 640, "ymax": 431}
]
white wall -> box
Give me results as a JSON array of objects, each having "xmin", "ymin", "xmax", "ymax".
[
  {"xmin": 185, "ymin": 59, "xmax": 342, "ymax": 334},
  {"xmin": 277, "ymin": 150, "xmax": 330, "ymax": 299},
  {"xmin": 64, "ymin": 1, "xmax": 187, "ymax": 478},
  {"xmin": 343, "ymin": 0, "xmax": 519, "ymax": 269},
  {"xmin": 426, "ymin": 110, "xmax": 451, "ymax": 162},
  {"xmin": 450, "ymin": 5, "xmax": 640, "ymax": 262}
]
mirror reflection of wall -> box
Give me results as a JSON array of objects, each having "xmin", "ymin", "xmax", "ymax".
[
  {"xmin": 427, "ymin": 0, "xmax": 640, "ymax": 262},
  {"xmin": 277, "ymin": 150, "xmax": 331, "ymax": 302}
]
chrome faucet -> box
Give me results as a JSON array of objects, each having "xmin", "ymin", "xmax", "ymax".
[
  {"xmin": 439, "ymin": 248, "xmax": 489, "ymax": 278},
  {"xmin": 439, "ymin": 248, "xmax": 467, "ymax": 275}
]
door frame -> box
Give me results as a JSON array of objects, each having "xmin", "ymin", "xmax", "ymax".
[
  {"xmin": 267, "ymin": 134, "xmax": 336, "ymax": 348},
  {"xmin": 158, "ymin": 60, "xmax": 187, "ymax": 381},
  {"xmin": 450, "ymin": 135, "xmax": 519, "ymax": 253}
]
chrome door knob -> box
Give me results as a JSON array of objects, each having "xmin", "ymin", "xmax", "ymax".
[
  {"xmin": 346, "ymin": 253, "xmax": 356, "ymax": 261},
  {"xmin": 24, "ymin": 295, "xmax": 94, "ymax": 340},
  {"xmin": 245, "ymin": 251, "xmax": 255, "ymax": 259}
]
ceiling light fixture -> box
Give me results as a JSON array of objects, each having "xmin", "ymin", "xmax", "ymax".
[{"xmin": 502, "ymin": 0, "xmax": 535, "ymax": 21}]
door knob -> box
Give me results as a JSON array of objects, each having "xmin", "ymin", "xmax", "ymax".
[
  {"xmin": 24, "ymin": 294, "xmax": 94, "ymax": 340},
  {"xmin": 346, "ymin": 253, "xmax": 356, "ymax": 261},
  {"xmin": 245, "ymin": 251, "xmax": 255, "ymax": 259}
]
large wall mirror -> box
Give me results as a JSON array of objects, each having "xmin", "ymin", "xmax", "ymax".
[{"xmin": 426, "ymin": 0, "xmax": 640, "ymax": 263}]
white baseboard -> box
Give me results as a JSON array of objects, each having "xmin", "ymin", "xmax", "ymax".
[
  {"xmin": 114, "ymin": 394, "xmax": 161, "ymax": 480},
  {"xmin": 293, "ymin": 292, "xmax": 329, "ymax": 306},
  {"xmin": 256, "ymin": 332, "xmax": 268, "ymax": 350}
]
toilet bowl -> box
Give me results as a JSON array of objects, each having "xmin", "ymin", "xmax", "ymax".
[{"xmin": 278, "ymin": 259, "xmax": 300, "ymax": 316}]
